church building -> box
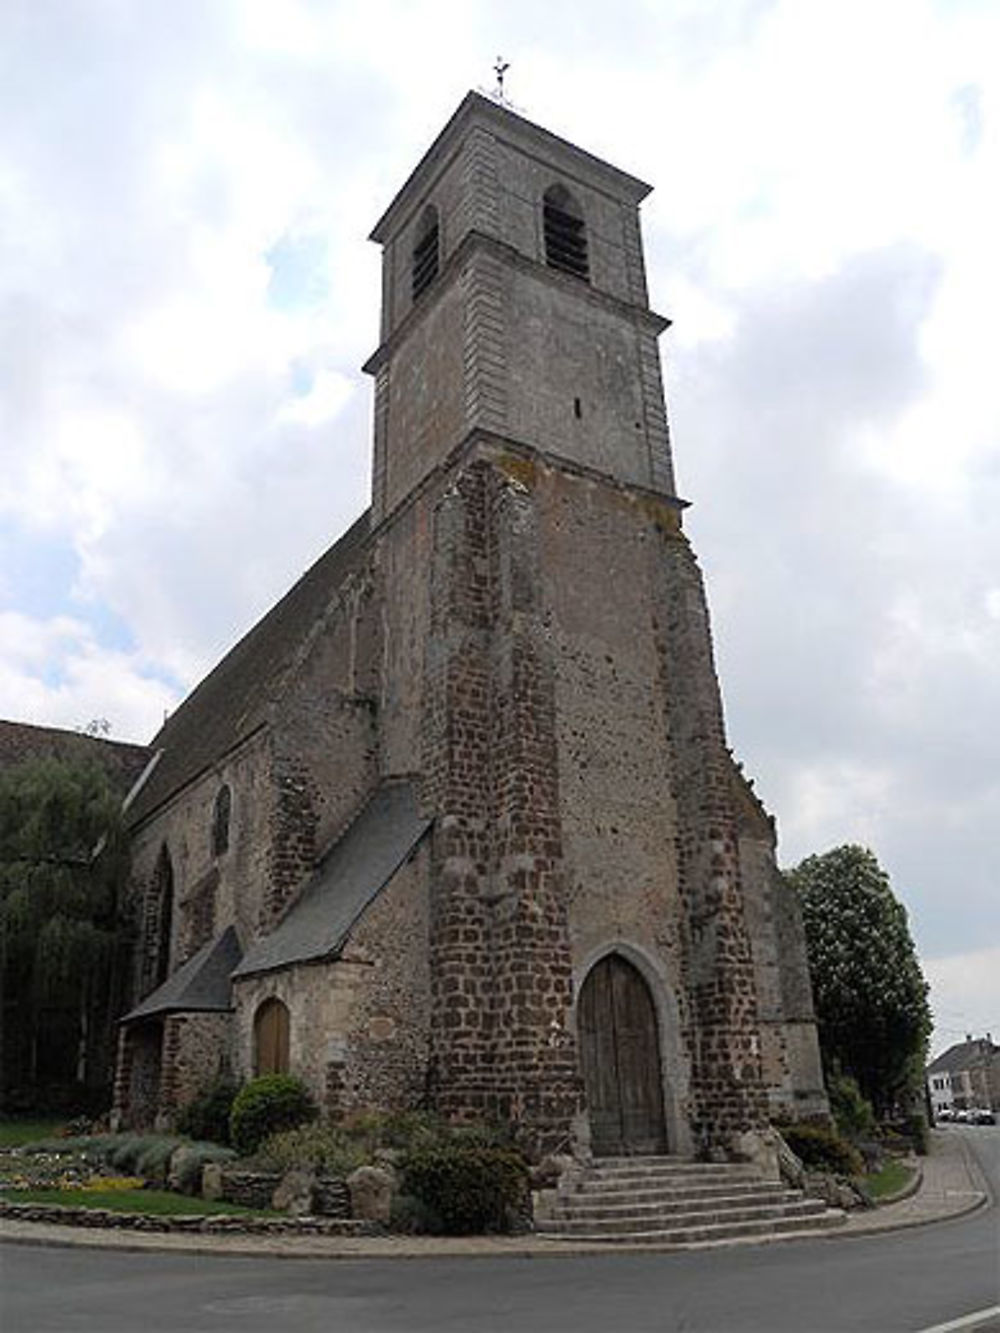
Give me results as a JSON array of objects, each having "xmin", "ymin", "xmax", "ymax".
[{"xmin": 113, "ymin": 92, "xmax": 827, "ymax": 1158}]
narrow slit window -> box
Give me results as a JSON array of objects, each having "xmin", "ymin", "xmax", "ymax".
[
  {"xmin": 412, "ymin": 205, "xmax": 440, "ymax": 301},
  {"xmin": 543, "ymin": 185, "xmax": 589, "ymax": 281},
  {"xmin": 212, "ymin": 784, "xmax": 231, "ymax": 857}
]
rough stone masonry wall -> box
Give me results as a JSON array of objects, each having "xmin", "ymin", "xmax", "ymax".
[
  {"xmin": 156, "ymin": 1011, "xmax": 233, "ymax": 1124},
  {"xmin": 421, "ymin": 461, "xmax": 499, "ymax": 1121},
  {"xmin": 126, "ymin": 732, "xmax": 274, "ymax": 1005},
  {"xmin": 532, "ymin": 461, "xmax": 693, "ymax": 1151},
  {"xmin": 653, "ymin": 527, "xmax": 769, "ymax": 1148},
  {"xmin": 266, "ymin": 567, "xmax": 379, "ymax": 934},
  {"xmin": 485, "ymin": 465, "xmax": 582, "ymax": 1150},
  {"xmin": 420, "ymin": 459, "xmax": 581, "ymax": 1151},
  {"xmin": 230, "ymin": 845, "xmax": 430, "ymax": 1116}
]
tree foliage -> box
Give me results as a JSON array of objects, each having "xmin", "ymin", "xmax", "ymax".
[
  {"xmin": 786, "ymin": 844, "xmax": 931, "ymax": 1117},
  {"xmin": 0, "ymin": 756, "xmax": 130, "ymax": 1110}
]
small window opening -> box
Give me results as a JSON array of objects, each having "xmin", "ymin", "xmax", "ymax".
[
  {"xmin": 212, "ymin": 784, "xmax": 231, "ymax": 857},
  {"xmin": 143, "ymin": 844, "xmax": 173, "ymax": 994},
  {"xmin": 412, "ymin": 205, "xmax": 440, "ymax": 301},
  {"xmin": 543, "ymin": 185, "xmax": 589, "ymax": 281},
  {"xmin": 573, "ymin": 397, "xmax": 582, "ymax": 419}
]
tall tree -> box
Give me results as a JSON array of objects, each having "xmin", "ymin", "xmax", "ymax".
[
  {"xmin": 786, "ymin": 844, "xmax": 932, "ymax": 1117},
  {"xmin": 0, "ymin": 756, "xmax": 130, "ymax": 1111}
]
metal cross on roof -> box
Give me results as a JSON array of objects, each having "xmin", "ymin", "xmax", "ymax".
[{"xmin": 493, "ymin": 57, "xmax": 510, "ymax": 101}]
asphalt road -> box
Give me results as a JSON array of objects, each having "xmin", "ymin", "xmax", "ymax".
[{"xmin": 2, "ymin": 1128, "xmax": 998, "ymax": 1333}]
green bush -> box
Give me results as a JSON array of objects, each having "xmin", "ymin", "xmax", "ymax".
[
  {"xmin": 254, "ymin": 1123, "xmax": 366, "ymax": 1177},
  {"xmin": 176, "ymin": 1080, "xmax": 240, "ymax": 1146},
  {"xmin": 336, "ymin": 1109, "xmax": 512, "ymax": 1157},
  {"xmin": 134, "ymin": 1137, "xmax": 179, "ymax": 1185},
  {"xmin": 901, "ymin": 1111, "xmax": 930, "ymax": 1157},
  {"xmin": 389, "ymin": 1191, "xmax": 443, "ymax": 1235},
  {"xmin": 169, "ymin": 1141, "xmax": 236, "ymax": 1195},
  {"xmin": 229, "ymin": 1075, "xmax": 317, "ymax": 1157},
  {"xmin": 780, "ymin": 1123, "xmax": 864, "ymax": 1177},
  {"xmin": 400, "ymin": 1143, "xmax": 529, "ymax": 1235},
  {"xmin": 827, "ymin": 1074, "xmax": 875, "ymax": 1142}
]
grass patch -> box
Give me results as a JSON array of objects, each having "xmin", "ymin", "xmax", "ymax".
[
  {"xmin": 0, "ymin": 1119, "xmax": 67, "ymax": 1149},
  {"xmin": 863, "ymin": 1158, "xmax": 915, "ymax": 1200},
  {"xmin": 0, "ymin": 1186, "xmax": 278, "ymax": 1217}
]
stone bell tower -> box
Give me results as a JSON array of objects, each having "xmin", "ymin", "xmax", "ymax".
[
  {"xmin": 363, "ymin": 93, "xmax": 676, "ymax": 521},
  {"xmin": 364, "ymin": 93, "xmax": 781, "ymax": 1154}
]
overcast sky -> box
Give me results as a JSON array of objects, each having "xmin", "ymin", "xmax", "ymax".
[{"xmin": 1, "ymin": 0, "xmax": 996, "ymax": 1059}]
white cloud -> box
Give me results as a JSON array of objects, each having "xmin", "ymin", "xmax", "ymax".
[
  {"xmin": 0, "ymin": 611, "xmax": 175, "ymax": 742},
  {"xmin": 924, "ymin": 945, "xmax": 1000, "ymax": 1059},
  {"xmin": 276, "ymin": 368, "xmax": 354, "ymax": 427}
]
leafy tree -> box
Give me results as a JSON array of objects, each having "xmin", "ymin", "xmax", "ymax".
[
  {"xmin": 0, "ymin": 756, "xmax": 130, "ymax": 1111},
  {"xmin": 786, "ymin": 844, "xmax": 932, "ymax": 1118}
]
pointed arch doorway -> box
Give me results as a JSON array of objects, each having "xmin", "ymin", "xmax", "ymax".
[{"xmin": 578, "ymin": 953, "xmax": 667, "ymax": 1155}]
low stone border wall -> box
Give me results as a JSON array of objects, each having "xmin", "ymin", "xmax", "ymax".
[
  {"xmin": 0, "ymin": 1199, "xmax": 374, "ymax": 1236},
  {"xmin": 212, "ymin": 1168, "xmax": 351, "ymax": 1217}
]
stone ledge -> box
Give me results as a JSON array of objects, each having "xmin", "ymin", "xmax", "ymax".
[{"xmin": 0, "ymin": 1200, "xmax": 375, "ymax": 1236}]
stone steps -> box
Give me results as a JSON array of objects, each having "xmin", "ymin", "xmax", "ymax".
[
  {"xmin": 547, "ymin": 1191, "xmax": 814, "ymax": 1224},
  {"xmin": 534, "ymin": 1155, "xmax": 845, "ymax": 1247},
  {"xmin": 539, "ymin": 1209, "xmax": 844, "ymax": 1247}
]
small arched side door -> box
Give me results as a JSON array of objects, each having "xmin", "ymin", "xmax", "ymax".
[{"xmin": 253, "ymin": 997, "xmax": 290, "ymax": 1076}]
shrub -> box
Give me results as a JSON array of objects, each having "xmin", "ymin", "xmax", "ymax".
[
  {"xmin": 253, "ymin": 1123, "xmax": 366, "ymax": 1177},
  {"xmin": 400, "ymin": 1143, "xmax": 529, "ymax": 1235},
  {"xmin": 135, "ymin": 1137, "xmax": 180, "ymax": 1186},
  {"xmin": 335, "ymin": 1109, "xmax": 512, "ymax": 1157},
  {"xmin": 176, "ymin": 1080, "xmax": 240, "ymax": 1146},
  {"xmin": 338, "ymin": 1109, "xmax": 448, "ymax": 1154},
  {"xmin": 900, "ymin": 1111, "xmax": 930, "ymax": 1157},
  {"xmin": 827, "ymin": 1074, "xmax": 875, "ymax": 1142},
  {"xmin": 169, "ymin": 1142, "xmax": 236, "ymax": 1195},
  {"xmin": 780, "ymin": 1123, "xmax": 864, "ymax": 1177},
  {"xmin": 389, "ymin": 1191, "xmax": 443, "ymax": 1235},
  {"xmin": 229, "ymin": 1075, "xmax": 317, "ymax": 1157}
]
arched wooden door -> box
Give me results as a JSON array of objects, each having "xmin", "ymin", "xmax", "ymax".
[
  {"xmin": 578, "ymin": 954, "xmax": 666, "ymax": 1155},
  {"xmin": 254, "ymin": 998, "xmax": 290, "ymax": 1076}
]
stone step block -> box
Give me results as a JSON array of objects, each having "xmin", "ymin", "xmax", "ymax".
[
  {"xmin": 542, "ymin": 1199, "xmax": 827, "ymax": 1236},
  {"xmin": 536, "ymin": 1208, "xmax": 846, "ymax": 1246},
  {"xmin": 550, "ymin": 1191, "xmax": 816, "ymax": 1222}
]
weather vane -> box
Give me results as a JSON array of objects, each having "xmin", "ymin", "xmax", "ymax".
[{"xmin": 493, "ymin": 57, "xmax": 510, "ymax": 102}]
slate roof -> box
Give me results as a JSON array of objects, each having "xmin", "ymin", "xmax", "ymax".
[
  {"xmin": 233, "ymin": 780, "xmax": 431, "ymax": 980},
  {"xmin": 121, "ymin": 925, "xmax": 243, "ymax": 1023},
  {"xmin": 128, "ymin": 510, "xmax": 371, "ymax": 826},
  {"xmin": 0, "ymin": 720, "xmax": 151, "ymax": 794},
  {"xmin": 927, "ymin": 1039, "xmax": 999, "ymax": 1075}
]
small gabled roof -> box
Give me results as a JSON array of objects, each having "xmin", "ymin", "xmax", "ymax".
[
  {"xmin": 128, "ymin": 511, "xmax": 371, "ymax": 826},
  {"xmin": 121, "ymin": 925, "xmax": 242, "ymax": 1023},
  {"xmin": 232, "ymin": 780, "xmax": 430, "ymax": 980}
]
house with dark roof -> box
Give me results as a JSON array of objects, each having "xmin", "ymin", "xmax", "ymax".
[
  {"xmin": 927, "ymin": 1036, "xmax": 1000, "ymax": 1116},
  {"xmin": 111, "ymin": 93, "xmax": 828, "ymax": 1157}
]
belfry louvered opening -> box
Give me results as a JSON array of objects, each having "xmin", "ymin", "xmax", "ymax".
[
  {"xmin": 412, "ymin": 205, "xmax": 440, "ymax": 301},
  {"xmin": 543, "ymin": 185, "xmax": 589, "ymax": 281}
]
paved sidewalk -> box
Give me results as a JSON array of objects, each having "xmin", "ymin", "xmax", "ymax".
[
  {"xmin": 0, "ymin": 1130, "xmax": 988, "ymax": 1261},
  {"xmin": 837, "ymin": 1128, "xmax": 989, "ymax": 1238}
]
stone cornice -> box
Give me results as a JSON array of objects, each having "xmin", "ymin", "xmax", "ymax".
[{"xmin": 362, "ymin": 228, "xmax": 670, "ymax": 377}]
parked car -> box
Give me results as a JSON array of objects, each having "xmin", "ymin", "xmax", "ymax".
[
  {"xmin": 972, "ymin": 1108, "xmax": 996, "ymax": 1125},
  {"xmin": 936, "ymin": 1108, "xmax": 953, "ymax": 1122}
]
